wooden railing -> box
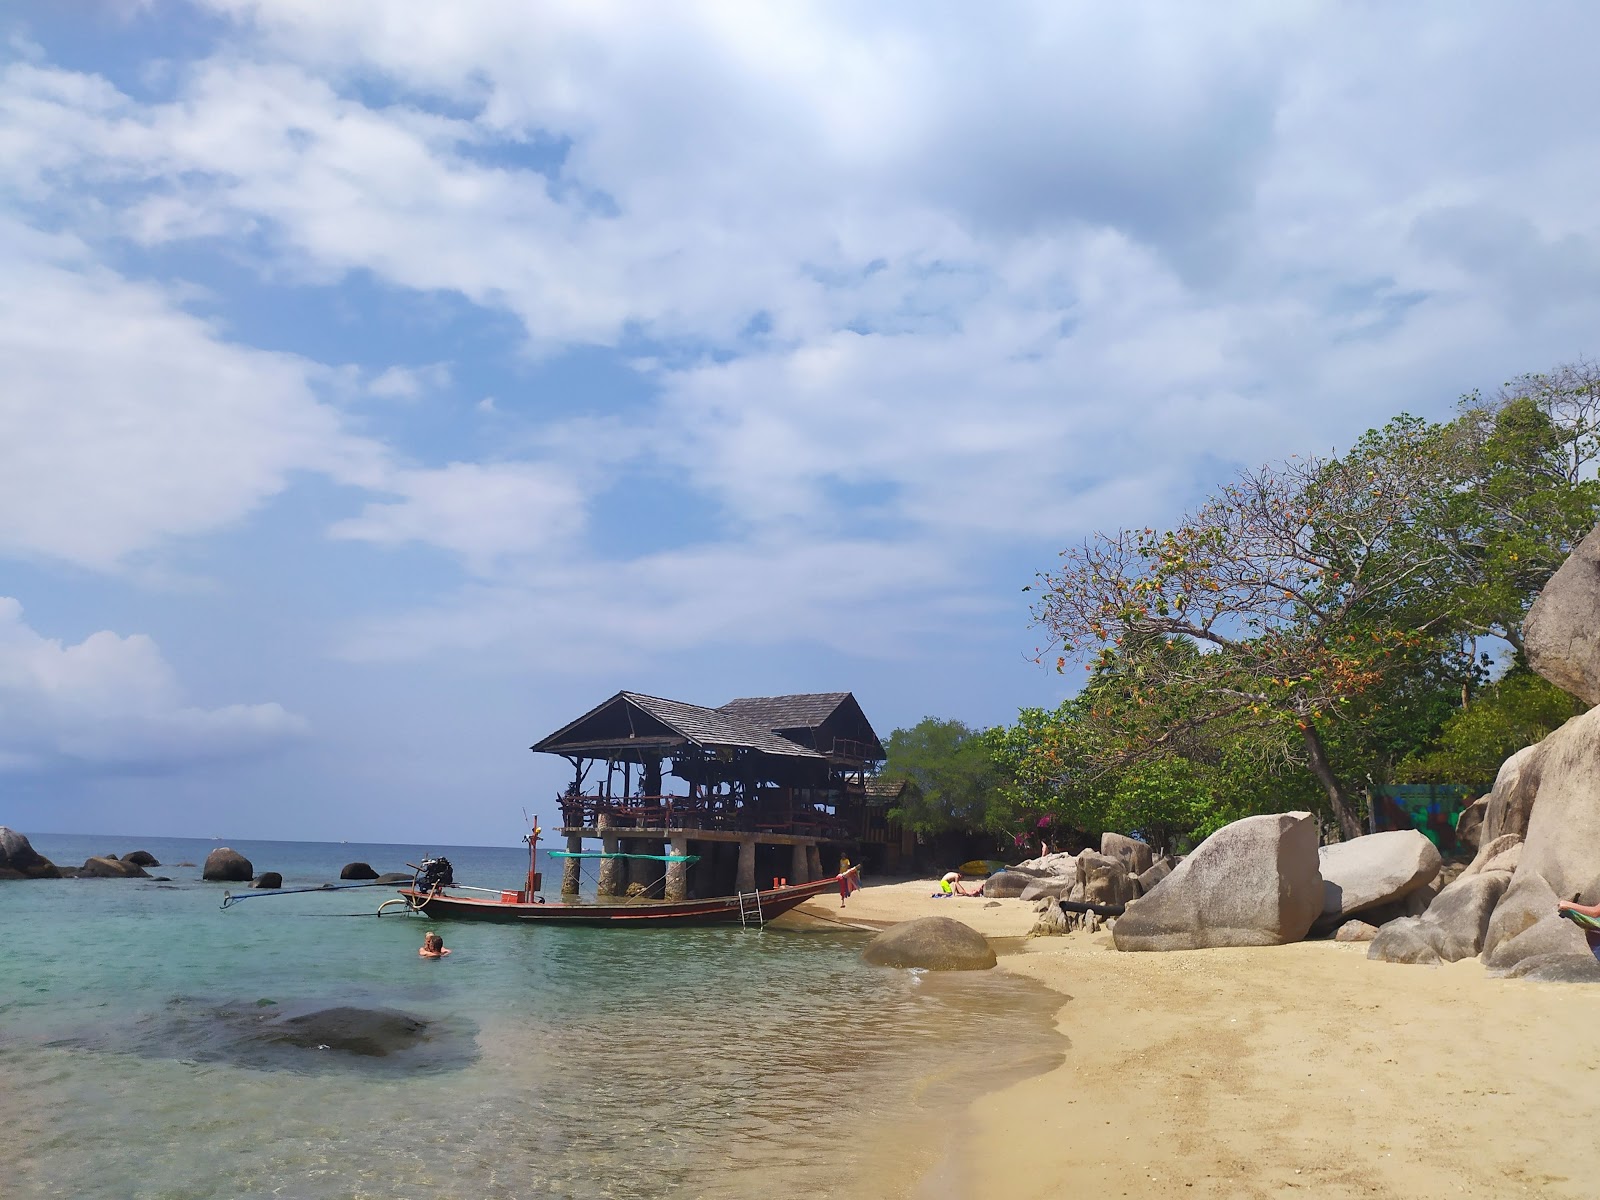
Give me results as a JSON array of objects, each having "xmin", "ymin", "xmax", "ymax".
[{"xmin": 557, "ymin": 792, "xmax": 857, "ymax": 839}]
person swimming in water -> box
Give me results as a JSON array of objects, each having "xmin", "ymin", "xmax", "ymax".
[{"xmin": 419, "ymin": 931, "xmax": 450, "ymax": 958}]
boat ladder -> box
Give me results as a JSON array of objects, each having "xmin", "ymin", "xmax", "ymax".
[{"xmin": 737, "ymin": 889, "xmax": 765, "ymax": 929}]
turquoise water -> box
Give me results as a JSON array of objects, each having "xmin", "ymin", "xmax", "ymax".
[{"xmin": 1, "ymin": 834, "xmax": 1063, "ymax": 1199}]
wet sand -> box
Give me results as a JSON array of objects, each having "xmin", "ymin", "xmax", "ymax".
[{"xmin": 801, "ymin": 878, "xmax": 1600, "ymax": 1200}]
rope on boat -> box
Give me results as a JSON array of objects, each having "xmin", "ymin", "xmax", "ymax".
[{"xmin": 219, "ymin": 880, "xmax": 402, "ymax": 910}]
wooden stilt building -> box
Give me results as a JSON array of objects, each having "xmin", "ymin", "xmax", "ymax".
[{"xmin": 532, "ymin": 691, "xmax": 897, "ymax": 900}]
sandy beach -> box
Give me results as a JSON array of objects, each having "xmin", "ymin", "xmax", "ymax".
[{"xmin": 799, "ymin": 878, "xmax": 1600, "ymax": 1200}]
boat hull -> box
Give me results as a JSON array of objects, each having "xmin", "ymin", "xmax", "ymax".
[{"xmin": 398, "ymin": 872, "xmax": 851, "ymax": 926}]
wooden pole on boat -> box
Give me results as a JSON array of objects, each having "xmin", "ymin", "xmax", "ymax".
[{"xmin": 666, "ymin": 834, "xmax": 690, "ymax": 902}]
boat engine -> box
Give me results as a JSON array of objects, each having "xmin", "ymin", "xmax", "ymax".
[{"xmin": 415, "ymin": 856, "xmax": 455, "ymax": 892}]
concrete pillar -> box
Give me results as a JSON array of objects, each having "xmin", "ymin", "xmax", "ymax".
[
  {"xmin": 628, "ymin": 839, "xmax": 663, "ymax": 896},
  {"xmin": 806, "ymin": 844, "xmax": 824, "ymax": 880},
  {"xmin": 597, "ymin": 814, "xmax": 623, "ymax": 898},
  {"xmin": 736, "ymin": 836, "xmax": 756, "ymax": 894},
  {"xmin": 562, "ymin": 834, "xmax": 583, "ymax": 895},
  {"xmin": 790, "ymin": 842, "xmax": 810, "ymax": 885},
  {"xmin": 666, "ymin": 835, "xmax": 690, "ymax": 902}
]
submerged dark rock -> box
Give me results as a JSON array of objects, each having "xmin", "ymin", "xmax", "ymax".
[
  {"xmin": 252, "ymin": 872, "xmax": 284, "ymax": 889},
  {"xmin": 265, "ymin": 1006, "xmax": 431, "ymax": 1057}
]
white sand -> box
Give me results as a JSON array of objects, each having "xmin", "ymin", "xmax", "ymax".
[{"xmin": 800, "ymin": 877, "xmax": 1600, "ymax": 1200}]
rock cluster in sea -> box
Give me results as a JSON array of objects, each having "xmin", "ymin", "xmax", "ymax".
[{"xmin": 0, "ymin": 831, "xmax": 175, "ymax": 881}]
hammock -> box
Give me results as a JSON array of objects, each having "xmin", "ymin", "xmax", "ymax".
[{"xmin": 548, "ymin": 851, "xmax": 700, "ymax": 863}]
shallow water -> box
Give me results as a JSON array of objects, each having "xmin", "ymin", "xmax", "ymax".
[{"xmin": 1, "ymin": 834, "xmax": 1063, "ymax": 1199}]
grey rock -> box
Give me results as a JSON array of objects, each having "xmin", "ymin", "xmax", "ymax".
[
  {"xmin": 862, "ymin": 916, "xmax": 997, "ymax": 971},
  {"xmin": 1077, "ymin": 851, "xmax": 1136, "ymax": 906},
  {"xmin": 1524, "ymin": 521, "xmax": 1600, "ymax": 705},
  {"xmin": 1504, "ymin": 952, "xmax": 1600, "ymax": 983},
  {"xmin": 1367, "ymin": 870, "xmax": 1511, "ymax": 963},
  {"xmin": 252, "ymin": 872, "xmax": 284, "ymax": 889},
  {"xmin": 122, "ymin": 850, "xmax": 160, "ymax": 867},
  {"xmin": 1479, "ymin": 743, "xmax": 1545, "ymax": 849},
  {"xmin": 1463, "ymin": 833, "xmax": 1523, "ymax": 878},
  {"xmin": 1030, "ymin": 902, "xmax": 1070, "ymax": 937},
  {"xmin": 1011, "ymin": 851, "xmax": 1079, "ymax": 875},
  {"xmin": 340, "ymin": 862, "xmax": 380, "ymax": 881},
  {"xmin": 1100, "ymin": 832, "xmax": 1153, "ymax": 876},
  {"xmin": 1019, "ymin": 879, "xmax": 1070, "ymax": 902},
  {"xmin": 1318, "ymin": 830, "xmax": 1441, "ymax": 921},
  {"xmin": 0, "ymin": 827, "xmax": 59, "ymax": 879},
  {"xmin": 79, "ymin": 855, "xmax": 150, "ymax": 878},
  {"xmin": 1112, "ymin": 812, "xmax": 1323, "ymax": 952},
  {"xmin": 1455, "ymin": 798, "xmax": 1487, "ymax": 854},
  {"xmin": 203, "ymin": 847, "xmax": 254, "ymax": 882},
  {"xmin": 1334, "ymin": 920, "xmax": 1379, "ymax": 942},
  {"xmin": 1137, "ymin": 857, "xmax": 1176, "ymax": 894}
]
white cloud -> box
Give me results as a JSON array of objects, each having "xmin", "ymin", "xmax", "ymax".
[
  {"xmin": 0, "ymin": 597, "xmax": 307, "ymax": 773},
  {"xmin": 0, "ymin": 219, "xmax": 385, "ymax": 572},
  {"xmin": 367, "ymin": 362, "xmax": 452, "ymax": 400},
  {"xmin": 329, "ymin": 460, "xmax": 587, "ymax": 572}
]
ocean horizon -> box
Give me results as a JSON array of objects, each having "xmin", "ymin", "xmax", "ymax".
[{"xmin": 2, "ymin": 831, "xmax": 1063, "ymax": 1199}]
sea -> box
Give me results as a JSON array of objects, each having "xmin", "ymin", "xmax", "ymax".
[{"xmin": 0, "ymin": 834, "xmax": 1064, "ymax": 1200}]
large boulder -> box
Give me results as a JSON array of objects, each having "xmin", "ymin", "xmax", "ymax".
[
  {"xmin": 1077, "ymin": 851, "xmax": 1137, "ymax": 906},
  {"xmin": 122, "ymin": 850, "xmax": 160, "ymax": 867},
  {"xmin": 1368, "ymin": 869, "xmax": 1513, "ymax": 964},
  {"xmin": 1112, "ymin": 812, "xmax": 1323, "ymax": 952},
  {"xmin": 981, "ymin": 869, "xmax": 1045, "ymax": 898},
  {"xmin": 251, "ymin": 872, "xmax": 284, "ymax": 889},
  {"xmin": 1137, "ymin": 856, "xmax": 1178, "ymax": 895},
  {"xmin": 1454, "ymin": 798, "xmax": 1487, "ymax": 855},
  {"xmin": 1478, "ymin": 743, "xmax": 1545, "ymax": 849},
  {"xmin": 862, "ymin": 916, "xmax": 997, "ymax": 971},
  {"xmin": 79, "ymin": 855, "xmax": 150, "ymax": 878},
  {"xmin": 203, "ymin": 847, "xmax": 254, "ymax": 882},
  {"xmin": 1010, "ymin": 851, "xmax": 1079, "ymax": 875},
  {"xmin": 340, "ymin": 862, "xmax": 380, "ymax": 881},
  {"xmin": 1018, "ymin": 878, "xmax": 1070, "ymax": 902},
  {"xmin": 0, "ymin": 827, "xmax": 60, "ymax": 879},
  {"xmin": 1524, "ymin": 522, "xmax": 1600, "ymax": 706},
  {"xmin": 1318, "ymin": 830, "xmax": 1441, "ymax": 923},
  {"xmin": 1100, "ymin": 833, "xmax": 1153, "ymax": 877}
]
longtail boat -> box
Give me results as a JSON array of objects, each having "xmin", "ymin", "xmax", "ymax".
[{"xmin": 388, "ymin": 819, "xmax": 858, "ymax": 927}]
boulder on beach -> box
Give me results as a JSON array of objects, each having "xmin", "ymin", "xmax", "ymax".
[
  {"xmin": 1317, "ymin": 830, "xmax": 1441, "ymax": 924},
  {"xmin": 1112, "ymin": 812, "xmax": 1323, "ymax": 952},
  {"xmin": 1100, "ymin": 832, "xmax": 1153, "ymax": 877},
  {"xmin": 340, "ymin": 862, "xmax": 380, "ymax": 881},
  {"xmin": 1524, "ymin": 522, "xmax": 1600, "ymax": 706},
  {"xmin": 1019, "ymin": 878, "xmax": 1070, "ymax": 902},
  {"xmin": 862, "ymin": 916, "xmax": 997, "ymax": 971},
  {"xmin": 981, "ymin": 869, "xmax": 1043, "ymax": 898},
  {"xmin": 1335, "ymin": 920, "xmax": 1379, "ymax": 943},
  {"xmin": 1477, "ymin": 743, "xmax": 1544, "ymax": 851},
  {"xmin": 1455, "ymin": 798, "xmax": 1487, "ymax": 855},
  {"xmin": 203, "ymin": 847, "xmax": 254, "ymax": 882},
  {"xmin": 1010, "ymin": 850, "xmax": 1079, "ymax": 875},
  {"xmin": 122, "ymin": 850, "xmax": 160, "ymax": 867},
  {"xmin": 79, "ymin": 855, "xmax": 150, "ymax": 878},
  {"xmin": 0, "ymin": 827, "xmax": 60, "ymax": 880},
  {"xmin": 1137, "ymin": 856, "xmax": 1178, "ymax": 895},
  {"xmin": 1077, "ymin": 851, "xmax": 1137, "ymax": 906},
  {"xmin": 252, "ymin": 872, "xmax": 283, "ymax": 889},
  {"xmin": 1368, "ymin": 869, "xmax": 1514, "ymax": 965}
]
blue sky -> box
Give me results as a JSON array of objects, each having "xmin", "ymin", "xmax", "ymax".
[{"xmin": 4, "ymin": 1, "xmax": 1600, "ymax": 845}]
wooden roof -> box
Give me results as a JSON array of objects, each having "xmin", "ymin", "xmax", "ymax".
[
  {"xmin": 532, "ymin": 691, "xmax": 826, "ymax": 760},
  {"xmin": 720, "ymin": 692, "xmax": 885, "ymax": 760}
]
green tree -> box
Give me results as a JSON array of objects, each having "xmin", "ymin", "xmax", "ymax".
[
  {"xmin": 1396, "ymin": 667, "xmax": 1586, "ymax": 791},
  {"xmin": 881, "ymin": 717, "xmax": 1003, "ymax": 836}
]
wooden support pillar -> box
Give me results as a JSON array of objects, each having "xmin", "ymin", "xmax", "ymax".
[
  {"xmin": 666, "ymin": 834, "xmax": 689, "ymax": 903},
  {"xmin": 806, "ymin": 843, "xmax": 823, "ymax": 880},
  {"xmin": 790, "ymin": 842, "xmax": 810, "ymax": 885},
  {"xmin": 562, "ymin": 834, "xmax": 583, "ymax": 894},
  {"xmin": 597, "ymin": 813, "xmax": 622, "ymax": 898},
  {"xmin": 736, "ymin": 836, "xmax": 756, "ymax": 894}
]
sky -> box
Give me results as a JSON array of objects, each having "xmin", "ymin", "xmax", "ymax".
[{"xmin": 3, "ymin": 1, "xmax": 1600, "ymax": 846}]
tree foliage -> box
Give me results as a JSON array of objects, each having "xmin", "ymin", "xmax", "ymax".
[
  {"xmin": 881, "ymin": 717, "xmax": 1003, "ymax": 836},
  {"xmin": 1396, "ymin": 668, "xmax": 1586, "ymax": 791}
]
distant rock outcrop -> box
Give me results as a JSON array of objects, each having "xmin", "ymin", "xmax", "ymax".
[
  {"xmin": 79, "ymin": 855, "xmax": 150, "ymax": 878},
  {"xmin": 340, "ymin": 862, "xmax": 380, "ymax": 881},
  {"xmin": 122, "ymin": 850, "xmax": 160, "ymax": 867},
  {"xmin": 862, "ymin": 916, "xmax": 997, "ymax": 970},
  {"xmin": 1112, "ymin": 812, "xmax": 1323, "ymax": 952},
  {"xmin": 252, "ymin": 872, "xmax": 283, "ymax": 889},
  {"xmin": 203, "ymin": 848, "xmax": 254, "ymax": 882},
  {"xmin": 0, "ymin": 827, "xmax": 59, "ymax": 880}
]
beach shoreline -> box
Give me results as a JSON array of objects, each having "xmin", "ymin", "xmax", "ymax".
[{"xmin": 803, "ymin": 877, "xmax": 1600, "ymax": 1200}]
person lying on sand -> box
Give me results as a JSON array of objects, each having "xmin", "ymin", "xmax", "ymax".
[
  {"xmin": 932, "ymin": 872, "xmax": 981, "ymax": 898},
  {"xmin": 419, "ymin": 931, "xmax": 451, "ymax": 958}
]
